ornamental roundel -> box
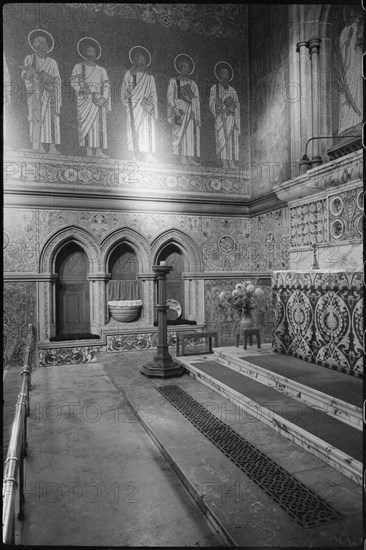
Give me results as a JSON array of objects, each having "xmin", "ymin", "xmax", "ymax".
[
  {"xmin": 330, "ymin": 220, "xmax": 344, "ymax": 239},
  {"xmin": 315, "ymin": 293, "xmax": 348, "ymax": 341},
  {"xmin": 218, "ymin": 235, "xmax": 235, "ymax": 254},
  {"xmin": 329, "ymin": 196, "xmax": 343, "ymax": 216}
]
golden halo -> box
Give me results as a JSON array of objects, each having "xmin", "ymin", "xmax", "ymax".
[
  {"xmin": 77, "ymin": 37, "xmax": 102, "ymax": 60},
  {"xmin": 214, "ymin": 61, "xmax": 234, "ymax": 82},
  {"xmin": 129, "ymin": 45, "xmax": 151, "ymax": 67},
  {"xmin": 28, "ymin": 29, "xmax": 54, "ymax": 54},
  {"xmin": 174, "ymin": 53, "xmax": 195, "ymax": 75}
]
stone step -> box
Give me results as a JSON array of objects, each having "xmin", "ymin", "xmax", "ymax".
[
  {"xmin": 213, "ymin": 348, "xmax": 362, "ymax": 430},
  {"xmin": 177, "ymin": 355, "xmax": 362, "ymax": 486}
]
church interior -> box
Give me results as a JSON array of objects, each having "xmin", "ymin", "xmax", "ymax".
[{"xmin": 3, "ymin": 2, "xmax": 363, "ymax": 547}]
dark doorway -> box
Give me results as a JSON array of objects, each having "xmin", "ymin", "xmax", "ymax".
[{"xmin": 55, "ymin": 243, "xmax": 90, "ymax": 337}]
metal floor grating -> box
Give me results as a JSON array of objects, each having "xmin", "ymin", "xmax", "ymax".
[{"xmin": 157, "ymin": 385, "xmax": 343, "ymax": 528}]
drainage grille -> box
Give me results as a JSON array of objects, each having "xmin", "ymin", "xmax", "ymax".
[{"xmin": 157, "ymin": 385, "xmax": 343, "ymax": 528}]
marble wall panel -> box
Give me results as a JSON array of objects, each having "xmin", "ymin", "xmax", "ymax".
[{"xmin": 3, "ymin": 282, "xmax": 37, "ymax": 367}]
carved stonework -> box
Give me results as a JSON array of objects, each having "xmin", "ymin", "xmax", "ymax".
[
  {"xmin": 39, "ymin": 346, "xmax": 102, "ymax": 366},
  {"xmin": 100, "ymin": 228, "xmax": 151, "ymax": 273},
  {"xmin": 328, "ymin": 188, "xmax": 363, "ymax": 242},
  {"xmin": 40, "ymin": 226, "xmax": 102, "ymax": 273},
  {"xmin": 150, "ymin": 229, "xmax": 203, "ymax": 272},
  {"xmin": 107, "ymin": 331, "xmax": 177, "ymax": 352}
]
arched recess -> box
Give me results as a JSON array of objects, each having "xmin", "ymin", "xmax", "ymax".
[
  {"xmin": 151, "ymin": 229, "xmax": 204, "ymax": 323},
  {"xmin": 55, "ymin": 242, "xmax": 90, "ymax": 337},
  {"xmin": 100, "ymin": 228, "xmax": 151, "ymax": 323},
  {"xmin": 100, "ymin": 228, "xmax": 151, "ymax": 273},
  {"xmin": 38, "ymin": 226, "xmax": 103, "ymax": 341}
]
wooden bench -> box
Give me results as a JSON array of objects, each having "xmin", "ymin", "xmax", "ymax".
[
  {"xmin": 176, "ymin": 331, "xmax": 218, "ymax": 357},
  {"xmin": 236, "ymin": 328, "xmax": 261, "ymax": 350}
]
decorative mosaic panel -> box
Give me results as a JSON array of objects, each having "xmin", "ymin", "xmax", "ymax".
[
  {"xmin": 107, "ymin": 332, "xmax": 177, "ymax": 352},
  {"xmin": 328, "ymin": 188, "xmax": 363, "ymax": 242},
  {"xmin": 66, "ymin": 4, "xmax": 247, "ymax": 41},
  {"xmin": 272, "ymin": 270, "xmax": 363, "ymax": 376},
  {"xmin": 3, "ymin": 282, "xmax": 37, "ymax": 367},
  {"xmin": 290, "ymin": 199, "xmax": 328, "ymax": 247},
  {"xmin": 3, "ymin": 209, "xmax": 39, "ymax": 272},
  {"xmin": 39, "ymin": 346, "xmax": 102, "ymax": 366},
  {"xmin": 249, "ymin": 209, "xmax": 290, "ymax": 271},
  {"xmin": 204, "ymin": 279, "xmax": 273, "ymax": 346}
]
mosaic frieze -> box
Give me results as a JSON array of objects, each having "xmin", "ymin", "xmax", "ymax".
[
  {"xmin": 107, "ymin": 332, "xmax": 177, "ymax": 352},
  {"xmin": 4, "ymin": 282, "xmax": 37, "ymax": 367},
  {"xmin": 4, "ymin": 155, "xmax": 250, "ymax": 198},
  {"xmin": 39, "ymin": 346, "xmax": 102, "ymax": 367},
  {"xmin": 272, "ymin": 269, "xmax": 363, "ymax": 290},
  {"xmin": 272, "ymin": 270, "xmax": 363, "ymax": 376},
  {"xmin": 66, "ymin": 4, "xmax": 247, "ymax": 42}
]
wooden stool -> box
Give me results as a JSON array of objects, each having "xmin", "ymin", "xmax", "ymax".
[{"xmin": 243, "ymin": 329, "xmax": 261, "ymax": 350}]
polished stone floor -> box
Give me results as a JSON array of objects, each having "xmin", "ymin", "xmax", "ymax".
[{"xmin": 4, "ymin": 347, "xmax": 362, "ymax": 547}]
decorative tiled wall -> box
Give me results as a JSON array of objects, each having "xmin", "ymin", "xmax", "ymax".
[
  {"xmin": 3, "ymin": 282, "xmax": 37, "ymax": 367},
  {"xmin": 39, "ymin": 346, "xmax": 103, "ymax": 367},
  {"xmin": 272, "ymin": 270, "xmax": 363, "ymax": 377}
]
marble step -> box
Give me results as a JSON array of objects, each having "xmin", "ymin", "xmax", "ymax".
[
  {"xmin": 213, "ymin": 348, "xmax": 362, "ymax": 430},
  {"xmin": 178, "ymin": 356, "xmax": 362, "ymax": 486}
]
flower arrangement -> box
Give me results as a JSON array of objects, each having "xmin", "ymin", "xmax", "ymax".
[{"xmin": 219, "ymin": 280, "xmax": 264, "ymax": 319}]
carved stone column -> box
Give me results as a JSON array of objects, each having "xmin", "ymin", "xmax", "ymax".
[
  {"xmin": 88, "ymin": 273, "xmax": 110, "ymax": 332},
  {"xmin": 296, "ymin": 39, "xmax": 310, "ymax": 170},
  {"xmin": 141, "ymin": 264, "xmax": 184, "ymax": 378},
  {"xmin": 309, "ymin": 37, "xmax": 322, "ymax": 167}
]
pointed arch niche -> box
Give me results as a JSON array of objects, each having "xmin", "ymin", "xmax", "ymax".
[
  {"xmin": 101, "ymin": 229, "xmax": 151, "ymax": 324},
  {"xmin": 38, "ymin": 226, "xmax": 103, "ymax": 341},
  {"xmin": 151, "ymin": 230, "xmax": 204, "ymax": 325}
]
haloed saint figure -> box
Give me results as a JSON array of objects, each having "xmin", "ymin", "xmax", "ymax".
[
  {"xmin": 71, "ymin": 37, "xmax": 111, "ymax": 158},
  {"xmin": 21, "ymin": 29, "xmax": 61, "ymax": 154}
]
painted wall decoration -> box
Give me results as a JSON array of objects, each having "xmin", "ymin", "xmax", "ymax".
[
  {"xmin": 328, "ymin": 187, "xmax": 363, "ymax": 242},
  {"xmin": 107, "ymin": 331, "xmax": 177, "ymax": 352},
  {"xmin": 247, "ymin": 4, "xmax": 290, "ymax": 196},
  {"xmin": 249, "ymin": 209, "xmax": 290, "ymax": 271},
  {"xmin": 4, "ymin": 3, "xmax": 249, "ymax": 166},
  {"xmin": 3, "ymin": 282, "xmax": 37, "ymax": 367},
  {"xmin": 272, "ymin": 270, "xmax": 363, "ymax": 376},
  {"xmin": 65, "ymin": 4, "xmax": 247, "ymax": 42},
  {"xmin": 39, "ymin": 345, "xmax": 102, "ymax": 366},
  {"xmin": 3, "ymin": 209, "xmax": 39, "ymax": 272}
]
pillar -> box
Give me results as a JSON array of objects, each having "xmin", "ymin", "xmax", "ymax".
[
  {"xmin": 309, "ymin": 37, "xmax": 322, "ymax": 167},
  {"xmin": 141, "ymin": 264, "xmax": 184, "ymax": 378}
]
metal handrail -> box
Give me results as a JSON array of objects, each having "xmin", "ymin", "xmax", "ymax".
[{"xmin": 3, "ymin": 323, "xmax": 35, "ymax": 545}]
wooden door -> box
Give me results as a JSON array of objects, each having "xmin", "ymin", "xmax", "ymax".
[{"xmin": 56, "ymin": 244, "xmax": 90, "ymax": 337}]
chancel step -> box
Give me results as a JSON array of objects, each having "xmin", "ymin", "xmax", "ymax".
[
  {"xmin": 214, "ymin": 347, "xmax": 362, "ymax": 430},
  {"xmin": 178, "ymin": 351, "xmax": 362, "ymax": 486}
]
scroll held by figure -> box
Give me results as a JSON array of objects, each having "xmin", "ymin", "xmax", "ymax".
[
  {"xmin": 71, "ymin": 37, "xmax": 111, "ymax": 158},
  {"xmin": 122, "ymin": 46, "xmax": 158, "ymax": 162},
  {"xmin": 167, "ymin": 54, "xmax": 200, "ymax": 166},
  {"xmin": 209, "ymin": 62, "xmax": 240, "ymax": 170},
  {"xmin": 20, "ymin": 29, "xmax": 61, "ymax": 154}
]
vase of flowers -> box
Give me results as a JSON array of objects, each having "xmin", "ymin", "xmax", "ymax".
[{"xmin": 219, "ymin": 280, "xmax": 264, "ymax": 328}]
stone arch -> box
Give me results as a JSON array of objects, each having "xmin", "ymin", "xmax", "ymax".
[
  {"xmin": 100, "ymin": 228, "xmax": 151, "ymax": 273},
  {"xmin": 150, "ymin": 229, "xmax": 203, "ymax": 272},
  {"xmin": 39, "ymin": 225, "xmax": 101, "ymax": 274}
]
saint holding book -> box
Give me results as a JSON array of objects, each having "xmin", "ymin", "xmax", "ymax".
[
  {"xmin": 167, "ymin": 54, "xmax": 200, "ymax": 165},
  {"xmin": 209, "ymin": 62, "xmax": 240, "ymax": 170}
]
